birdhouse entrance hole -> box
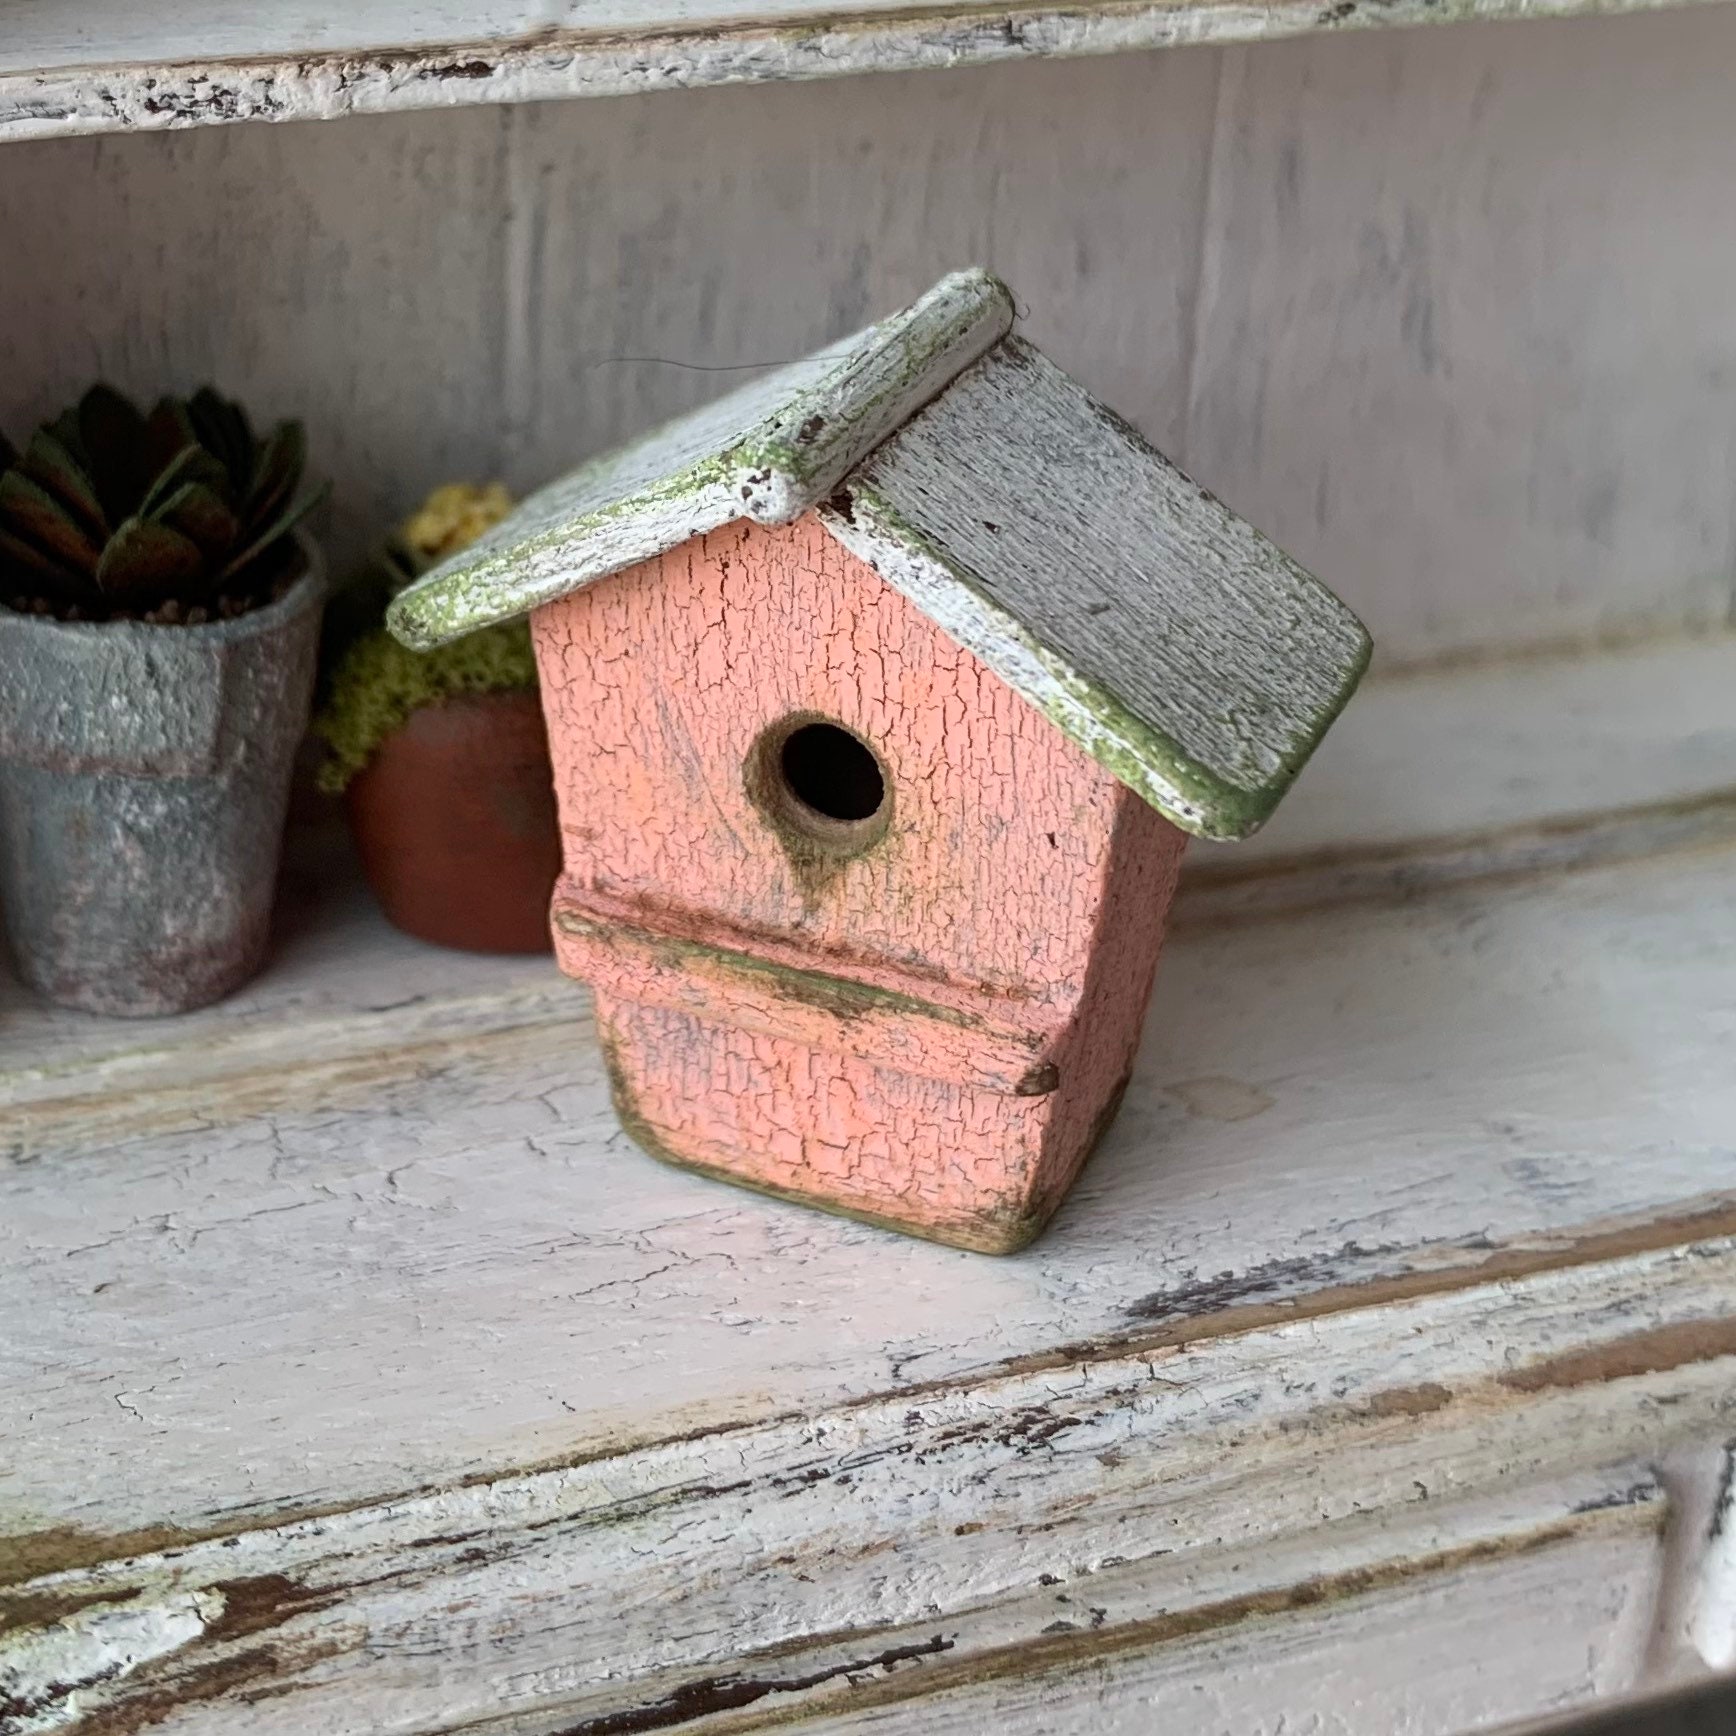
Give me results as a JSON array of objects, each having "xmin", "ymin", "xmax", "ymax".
[
  {"xmin": 748, "ymin": 714, "xmax": 891, "ymax": 857},
  {"xmin": 781, "ymin": 723, "xmax": 884, "ymax": 822}
]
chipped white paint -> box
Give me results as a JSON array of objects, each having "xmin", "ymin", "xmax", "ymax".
[
  {"xmin": 1, "ymin": 39, "xmax": 1734, "ymax": 1718},
  {"xmin": 777, "ymin": 1499, "xmax": 1669, "ymax": 1736},
  {"xmin": 1643, "ymin": 1439, "xmax": 1736, "ymax": 1684},
  {"xmin": 7, "ymin": 700, "xmax": 1736, "ymax": 1544},
  {"xmin": 4, "ymin": 635, "xmax": 1736, "ymax": 1729},
  {"xmin": 1686, "ymin": 1445, "xmax": 1736, "ymax": 1671},
  {"xmin": 4, "ymin": 0, "xmax": 1733, "ymax": 145},
  {"xmin": 0, "ymin": 1590, "xmax": 221, "ymax": 1735},
  {"xmin": 387, "ymin": 268, "xmax": 1011, "ymax": 645},
  {"xmin": 1, "ymin": 1234, "xmax": 1728, "ymax": 1733}
]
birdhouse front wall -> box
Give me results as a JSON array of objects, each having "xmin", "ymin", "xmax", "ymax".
[
  {"xmin": 530, "ymin": 514, "xmax": 1180, "ymax": 1023},
  {"xmin": 529, "ymin": 513, "xmax": 1186, "ymax": 1248}
]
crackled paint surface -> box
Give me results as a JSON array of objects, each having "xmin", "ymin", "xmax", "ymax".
[{"xmin": 534, "ymin": 514, "xmax": 1184, "ymax": 1248}]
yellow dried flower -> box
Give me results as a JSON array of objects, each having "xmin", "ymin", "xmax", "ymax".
[
  {"xmin": 313, "ymin": 480, "xmax": 525, "ymax": 793},
  {"xmin": 400, "ymin": 482, "xmax": 513, "ymax": 564}
]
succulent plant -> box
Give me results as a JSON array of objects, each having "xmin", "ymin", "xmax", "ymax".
[{"xmin": 0, "ymin": 384, "xmax": 324, "ymax": 624}]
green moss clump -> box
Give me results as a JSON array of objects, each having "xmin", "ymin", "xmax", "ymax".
[{"xmin": 312, "ymin": 618, "xmax": 537, "ymax": 794}]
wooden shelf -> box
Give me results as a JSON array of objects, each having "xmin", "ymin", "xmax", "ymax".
[
  {"xmin": 1, "ymin": 0, "xmax": 1726, "ymax": 143},
  {"xmin": 4, "ymin": 633, "xmax": 1736, "ymax": 1733}
]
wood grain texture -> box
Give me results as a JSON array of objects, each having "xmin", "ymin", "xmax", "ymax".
[
  {"xmin": 7, "ymin": 826, "xmax": 1736, "ymax": 1547},
  {"xmin": 766, "ymin": 1500, "xmax": 1670, "ymax": 1736},
  {"xmin": 387, "ymin": 269, "xmax": 1013, "ymax": 646},
  {"xmin": 3, "ymin": 636, "xmax": 1735, "ymax": 1731},
  {"xmin": 3, "ymin": 32, "xmax": 1736, "ymax": 1721},
  {"xmin": 5, "ymin": 0, "xmax": 1732, "ymax": 144},
  {"xmin": 826, "ymin": 337, "xmax": 1369, "ymax": 838},
  {"xmin": 1, "ymin": 1235, "xmax": 1726, "ymax": 1732},
  {"xmin": 7, "ymin": 20, "xmax": 1736, "ymax": 663},
  {"xmin": 1185, "ymin": 9, "xmax": 1736, "ymax": 663}
]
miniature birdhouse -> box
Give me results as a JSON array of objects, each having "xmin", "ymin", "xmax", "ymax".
[{"xmin": 388, "ymin": 270, "xmax": 1369, "ymax": 1252}]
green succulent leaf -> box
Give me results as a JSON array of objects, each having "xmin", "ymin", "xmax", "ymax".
[
  {"xmin": 9, "ymin": 383, "xmax": 316, "ymax": 619},
  {"xmin": 245, "ymin": 420, "xmax": 307, "ymax": 531},
  {"xmin": 0, "ymin": 469, "xmax": 104, "ymax": 577},
  {"xmin": 153, "ymin": 481, "xmax": 241, "ymax": 565},
  {"xmin": 0, "ymin": 523, "xmax": 92, "ymax": 591},
  {"xmin": 18, "ymin": 431, "xmax": 108, "ymax": 543},
  {"xmin": 144, "ymin": 396, "xmax": 199, "ymax": 479},
  {"xmin": 188, "ymin": 387, "xmax": 255, "ymax": 497},
  {"xmin": 46, "ymin": 409, "xmax": 87, "ymax": 469},
  {"xmin": 138, "ymin": 441, "xmax": 232, "ymax": 520},
  {"xmin": 77, "ymin": 385, "xmax": 152, "ymax": 524},
  {"xmin": 96, "ymin": 515, "xmax": 206, "ymax": 604},
  {"xmin": 219, "ymin": 479, "xmax": 327, "ymax": 585}
]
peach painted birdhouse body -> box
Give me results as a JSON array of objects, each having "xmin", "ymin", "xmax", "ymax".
[{"xmin": 390, "ymin": 270, "xmax": 1371, "ymax": 1252}]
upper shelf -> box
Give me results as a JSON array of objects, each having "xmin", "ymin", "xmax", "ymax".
[{"xmin": 0, "ymin": 0, "xmax": 1724, "ymax": 142}]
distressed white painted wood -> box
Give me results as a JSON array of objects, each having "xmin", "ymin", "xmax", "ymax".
[
  {"xmin": 1187, "ymin": 627, "xmax": 1736, "ymax": 913},
  {"xmin": 3, "ymin": 15, "xmax": 1736, "ymax": 1727},
  {"xmin": 772, "ymin": 1493, "xmax": 1671, "ymax": 1736},
  {"xmin": 1684, "ymin": 1446, "xmax": 1736, "ymax": 1675},
  {"xmin": 5, "ymin": 17, "xmax": 1736, "ymax": 665},
  {"xmin": 5, "ymin": 625, "xmax": 1736, "ymax": 1730},
  {"xmin": 13, "ymin": 835, "xmax": 1736, "ymax": 1542},
  {"xmin": 7, "ymin": 629, "xmax": 1734, "ymax": 1139},
  {"xmin": 1187, "ymin": 11, "xmax": 1736, "ymax": 664},
  {"xmin": 1640, "ymin": 1440, "xmax": 1736, "ymax": 1684},
  {"xmin": 1209, "ymin": 630, "xmax": 1736, "ymax": 867},
  {"xmin": 4, "ymin": 0, "xmax": 1731, "ymax": 144},
  {"xmin": 1, "ymin": 1233, "xmax": 1727, "ymax": 1730}
]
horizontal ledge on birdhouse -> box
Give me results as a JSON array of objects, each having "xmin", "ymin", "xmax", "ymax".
[{"xmin": 551, "ymin": 893, "xmax": 1063, "ymax": 1096}]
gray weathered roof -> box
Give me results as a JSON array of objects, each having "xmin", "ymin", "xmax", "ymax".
[
  {"xmin": 819, "ymin": 339, "xmax": 1370, "ymax": 839},
  {"xmin": 388, "ymin": 268, "xmax": 1369, "ymax": 841}
]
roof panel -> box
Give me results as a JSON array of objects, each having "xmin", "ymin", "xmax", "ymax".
[
  {"xmin": 387, "ymin": 268, "xmax": 1013, "ymax": 649},
  {"xmin": 819, "ymin": 338, "xmax": 1370, "ymax": 840}
]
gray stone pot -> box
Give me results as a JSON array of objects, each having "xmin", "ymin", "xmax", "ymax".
[{"xmin": 0, "ymin": 543, "xmax": 325, "ymax": 1016}]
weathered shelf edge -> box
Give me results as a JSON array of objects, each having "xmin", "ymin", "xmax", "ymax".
[
  {"xmin": 8, "ymin": 629, "xmax": 1734, "ymax": 1150},
  {"xmin": 3, "ymin": 1234, "xmax": 1731, "ymax": 1734},
  {"xmin": 0, "ymin": 0, "xmax": 1725, "ymax": 143}
]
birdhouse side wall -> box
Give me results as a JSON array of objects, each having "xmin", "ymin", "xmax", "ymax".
[
  {"xmin": 529, "ymin": 514, "xmax": 1158, "ymax": 1021},
  {"xmin": 587, "ymin": 773, "xmax": 1181, "ymax": 1250}
]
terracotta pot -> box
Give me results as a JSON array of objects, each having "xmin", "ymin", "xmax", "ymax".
[
  {"xmin": 0, "ymin": 549, "xmax": 325, "ymax": 1017},
  {"xmin": 345, "ymin": 690, "xmax": 561, "ymax": 953}
]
